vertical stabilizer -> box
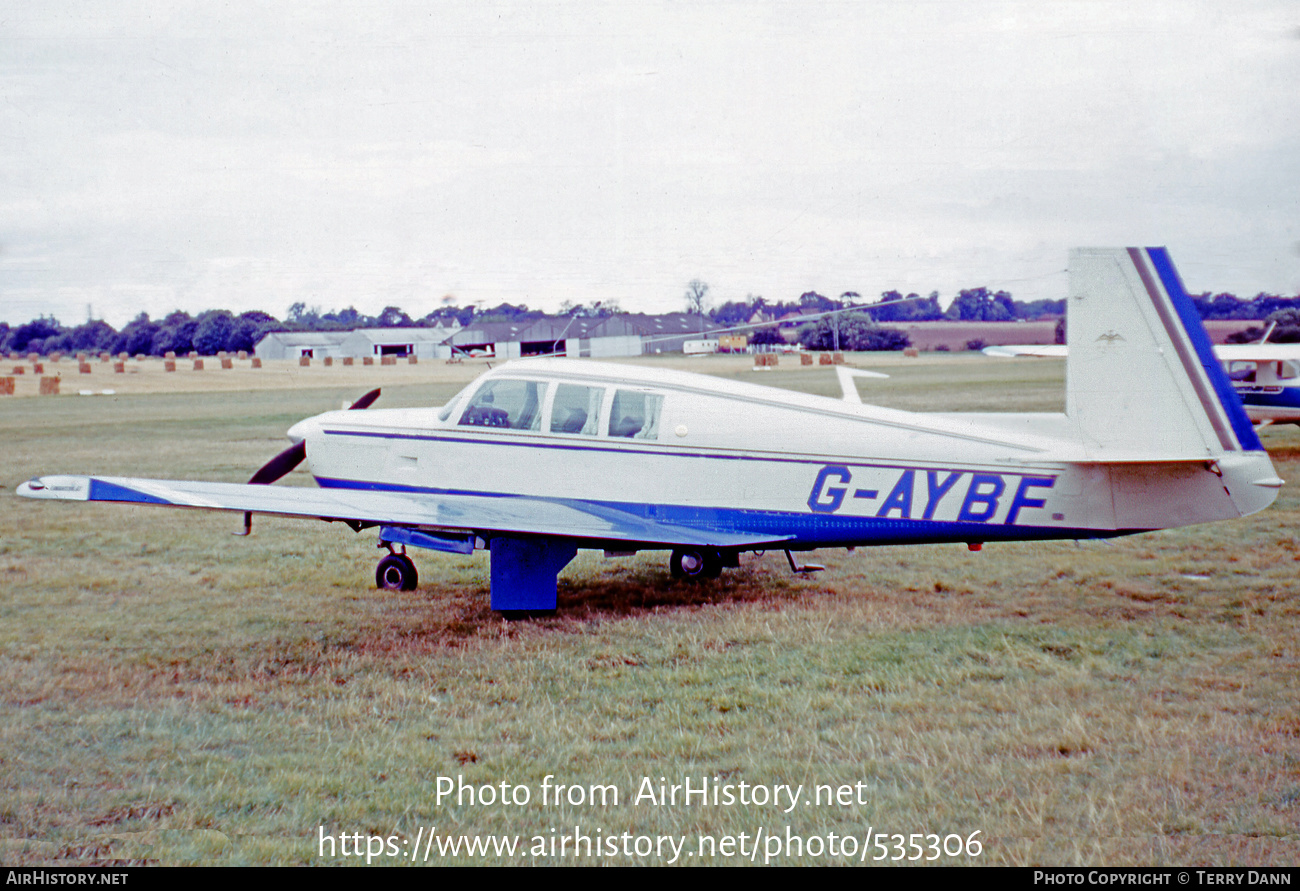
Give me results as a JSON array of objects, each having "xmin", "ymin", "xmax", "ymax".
[{"xmin": 1066, "ymin": 247, "xmax": 1263, "ymax": 458}]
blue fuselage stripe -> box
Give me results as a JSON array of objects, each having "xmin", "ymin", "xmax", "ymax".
[{"xmin": 313, "ymin": 475, "xmax": 1120, "ymax": 547}]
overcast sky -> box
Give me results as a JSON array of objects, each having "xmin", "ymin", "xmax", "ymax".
[{"xmin": 2, "ymin": 0, "xmax": 1298, "ymax": 328}]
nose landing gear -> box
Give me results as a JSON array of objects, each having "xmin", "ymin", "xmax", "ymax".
[{"xmin": 376, "ymin": 542, "xmax": 419, "ymax": 591}]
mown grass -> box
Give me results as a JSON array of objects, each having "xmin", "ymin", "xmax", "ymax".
[{"xmin": 1, "ymin": 357, "xmax": 1297, "ymax": 865}]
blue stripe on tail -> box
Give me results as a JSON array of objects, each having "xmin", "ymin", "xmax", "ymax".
[{"xmin": 1145, "ymin": 247, "xmax": 1263, "ymax": 452}]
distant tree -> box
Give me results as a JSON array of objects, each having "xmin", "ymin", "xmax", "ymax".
[
  {"xmin": 945, "ymin": 288, "xmax": 1014, "ymax": 322},
  {"xmin": 194, "ymin": 310, "xmax": 235, "ymax": 355},
  {"xmin": 684, "ymin": 279, "xmax": 710, "ymax": 316},
  {"xmin": 376, "ymin": 306, "xmax": 414, "ymax": 328},
  {"xmin": 151, "ymin": 311, "xmax": 198, "ymax": 356},
  {"xmin": 1011, "ymin": 298, "xmax": 1066, "ymax": 319},
  {"xmin": 323, "ymin": 306, "xmax": 368, "ymax": 328},
  {"xmin": 1264, "ymin": 307, "xmax": 1300, "ymax": 342},
  {"xmin": 709, "ymin": 296, "xmax": 761, "ymax": 328},
  {"xmin": 112, "ymin": 313, "xmax": 159, "ymax": 356},
  {"xmin": 798, "ymin": 291, "xmax": 837, "ymax": 314},
  {"xmin": 6, "ymin": 317, "xmax": 62, "ymax": 354},
  {"xmin": 796, "ymin": 312, "xmax": 909, "ymax": 351},
  {"xmin": 870, "ymin": 290, "xmax": 944, "ymax": 322},
  {"xmin": 69, "ymin": 320, "xmax": 118, "ymax": 352}
]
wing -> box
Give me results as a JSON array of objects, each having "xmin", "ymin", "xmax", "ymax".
[
  {"xmin": 16, "ymin": 475, "xmax": 789, "ymax": 550},
  {"xmin": 1213, "ymin": 344, "xmax": 1300, "ymax": 363},
  {"xmin": 980, "ymin": 344, "xmax": 1068, "ymax": 358}
]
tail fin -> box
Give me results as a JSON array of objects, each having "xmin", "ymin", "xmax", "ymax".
[{"xmin": 1066, "ymin": 247, "xmax": 1263, "ymax": 458}]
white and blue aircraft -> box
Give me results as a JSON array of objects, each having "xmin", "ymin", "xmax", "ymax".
[{"xmin": 17, "ymin": 249, "xmax": 1283, "ymax": 614}]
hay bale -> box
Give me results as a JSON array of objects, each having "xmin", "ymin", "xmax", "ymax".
[
  {"xmin": 251, "ymin": 357, "xmax": 262, "ymax": 368},
  {"xmin": 237, "ymin": 350, "xmax": 247, "ymax": 360},
  {"xmin": 165, "ymin": 351, "xmax": 176, "ymax": 359},
  {"xmin": 363, "ymin": 356, "xmax": 374, "ymax": 366},
  {"xmin": 188, "ymin": 351, "xmax": 198, "ymax": 359},
  {"xmin": 819, "ymin": 353, "xmax": 833, "ymax": 365},
  {"xmin": 13, "ymin": 366, "xmax": 24, "ymax": 375},
  {"xmin": 76, "ymin": 352, "xmax": 88, "ymax": 362},
  {"xmin": 0, "ymin": 377, "xmax": 13, "ymax": 395},
  {"xmin": 408, "ymin": 355, "xmax": 418, "ymax": 364},
  {"xmin": 217, "ymin": 350, "xmax": 228, "ymax": 359},
  {"xmin": 33, "ymin": 362, "xmax": 44, "ymax": 374},
  {"xmin": 342, "ymin": 357, "xmax": 354, "ymax": 366},
  {"xmin": 27, "ymin": 352, "xmax": 39, "ymax": 361},
  {"xmin": 220, "ymin": 358, "xmax": 233, "ymax": 369},
  {"xmin": 113, "ymin": 362, "xmax": 125, "ymax": 373},
  {"xmin": 78, "ymin": 362, "xmax": 92, "ymax": 374},
  {"xmin": 903, "ymin": 347, "xmax": 919, "ymax": 358},
  {"xmin": 39, "ymin": 376, "xmax": 59, "ymax": 396},
  {"xmin": 381, "ymin": 356, "xmax": 396, "ymax": 366},
  {"xmin": 323, "ymin": 356, "xmax": 333, "ymax": 367},
  {"xmin": 800, "ymin": 353, "xmax": 813, "ymax": 365},
  {"xmin": 135, "ymin": 354, "xmax": 146, "ymax": 361},
  {"xmin": 50, "ymin": 352, "xmax": 62, "ymax": 362},
  {"xmin": 193, "ymin": 359, "xmax": 204, "ymax": 370},
  {"xmin": 832, "ymin": 352, "xmax": 844, "ymax": 365},
  {"xmin": 164, "ymin": 360, "xmax": 176, "ymax": 372},
  {"xmin": 299, "ymin": 356, "xmax": 310, "ymax": 367}
]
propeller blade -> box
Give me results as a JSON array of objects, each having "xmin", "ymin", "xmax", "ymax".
[
  {"xmin": 248, "ymin": 440, "xmax": 307, "ymax": 485},
  {"xmin": 246, "ymin": 389, "xmax": 374, "ymax": 487},
  {"xmin": 349, "ymin": 388, "xmax": 381, "ymax": 410}
]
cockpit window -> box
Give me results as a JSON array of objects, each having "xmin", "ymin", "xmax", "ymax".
[
  {"xmin": 458, "ymin": 379, "xmax": 544, "ymax": 430},
  {"xmin": 438, "ymin": 381, "xmax": 478, "ymax": 422},
  {"xmin": 608, "ymin": 390, "xmax": 663, "ymax": 439},
  {"xmin": 550, "ymin": 384, "xmax": 602, "ymax": 435}
]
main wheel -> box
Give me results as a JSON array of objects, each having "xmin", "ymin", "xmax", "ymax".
[
  {"xmin": 376, "ymin": 553, "xmax": 418, "ymax": 591},
  {"xmin": 670, "ymin": 548, "xmax": 722, "ymax": 580}
]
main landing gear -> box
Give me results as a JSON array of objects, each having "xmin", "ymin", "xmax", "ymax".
[
  {"xmin": 669, "ymin": 548, "xmax": 730, "ymax": 580},
  {"xmin": 376, "ymin": 543, "xmax": 419, "ymax": 591}
]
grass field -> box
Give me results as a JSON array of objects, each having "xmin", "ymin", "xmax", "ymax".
[{"xmin": 2, "ymin": 355, "xmax": 1298, "ymax": 866}]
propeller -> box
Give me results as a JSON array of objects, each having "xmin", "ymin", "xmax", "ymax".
[{"xmin": 236, "ymin": 388, "xmax": 380, "ymax": 535}]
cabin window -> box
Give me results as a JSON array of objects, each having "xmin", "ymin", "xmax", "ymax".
[
  {"xmin": 1278, "ymin": 361, "xmax": 1300, "ymax": 381},
  {"xmin": 608, "ymin": 390, "xmax": 663, "ymax": 439},
  {"xmin": 458, "ymin": 379, "xmax": 544, "ymax": 430},
  {"xmin": 550, "ymin": 384, "xmax": 602, "ymax": 435},
  {"xmin": 1227, "ymin": 361, "xmax": 1256, "ymax": 383}
]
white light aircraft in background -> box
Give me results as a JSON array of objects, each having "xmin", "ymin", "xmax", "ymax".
[
  {"xmin": 985, "ymin": 336, "xmax": 1300, "ymax": 427},
  {"xmin": 18, "ymin": 249, "xmax": 1282, "ymax": 615}
]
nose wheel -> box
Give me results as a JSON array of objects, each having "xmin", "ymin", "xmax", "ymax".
[{"xmin": 376, "ymin": 552, "xmax": 419, "ymax": 591}]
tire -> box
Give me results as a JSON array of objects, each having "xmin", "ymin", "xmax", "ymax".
[
  {"xmin": 670, "ymin": 548, "xmax": 721, "ymax": 581},
  {"xmin": 376, "ymin": 553, "xmax": 418, "ymax": 591}
]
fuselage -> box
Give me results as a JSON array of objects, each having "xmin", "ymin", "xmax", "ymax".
[{"xmin": 289, "ymin": 359, "xmax": 1277, "ymax": 551}]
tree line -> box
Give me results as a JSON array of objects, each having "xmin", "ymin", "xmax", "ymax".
[{"xmin": 4, "ymin": 287, "xmax": 1299, "ymax": 358}]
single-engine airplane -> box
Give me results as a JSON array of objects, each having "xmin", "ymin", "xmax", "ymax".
[
  {"xmin": 17, "ymin": 248, "xmax": 1283, "ymax": 614},
  {"xmin": 984, "ymin": 338, "xmax": 1300, "ymax": 427}
]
